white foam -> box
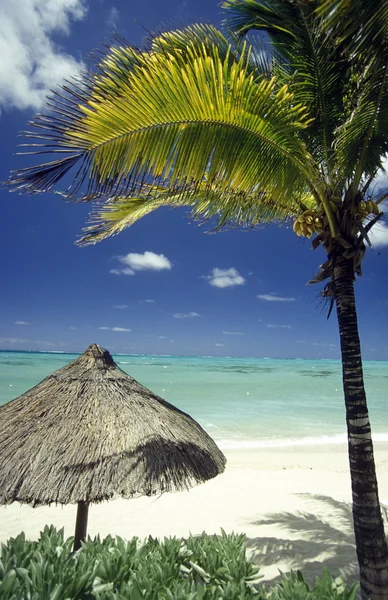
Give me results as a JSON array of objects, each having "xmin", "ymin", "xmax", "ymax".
[{"xmin": 216, "ymin": 432, "xmax": 388, "ymax": 450}]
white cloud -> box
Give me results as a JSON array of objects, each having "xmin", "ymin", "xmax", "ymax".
[
  {"xmin": 373, "ymin": 158, "xmax": 388, "ymax": 192},
  {"xmin": 110, "ymin": 268, "xmax": 135, "ymax": 276},
  {"xmin": 112, "ymin": 251, "xmax": 172, "ymax": 275},
  {"xmin": 158, "ymin": 336, "xmax": 168, "ymax": 339},
  {"xmin": 206, "ymin": 267, "xmax": 245, "ymax": 288},
  {"xmin": 107, "ymin": 7, "xmax": 119, "ymax": 29},
  {"xmin": 35, "ymin": 339, "xmax": 66, "ymax": 348},
  {"xmin": 112, "ymin": 304, "xmax": 128, "ymax": 309},
  {"xmin": 144, "ymin": 299, "xmax": 155, "ymax": 303},
  {"xmin": 257, "ymin": 294, "xmax": 296, "ymax": 302},
  {"xmin": 215, "ymin": 343, "xmax": 225, "ymax": 347},
  {"xmin": 267, "ymin": 324, "xmax": 292, "ymax": 329},
  {"xmin": 69, "ymin": 326, "xmax": 78, "ymax": 330},
  {"xmin": 0, "ymin": 337, "xmax": 29, "ymax": 344},
  {"xmin": 223, "ymin": 331, "xmax": 244, "ymax": 335},
  {"xmin": 369, "ymin": 221, "xmax": 388, "ymax": 248},
  {"xmin": 173, "ymin": 312, "xmax": 200, "ymax": 319},
  {"xmin": 380, "ymin": 200, "xmax": 388, "ymax": 212},
  {"xmin": 0, "ymin": 337, "xmax": 65, "ymax": 348},
  {"xmin": 0, "ymin": 0, "xmax": 87, "ymax": 112},
  {"xmin": 14, "ymin": 320, "xmax": 30, "ymax": 325},
  {"xmin": 121, "ymin": 251, "xmax": 171, "ymax": 271},
  {"xmin": 99, "ymin": 326, "xmax": 131, "ymax": 332}
]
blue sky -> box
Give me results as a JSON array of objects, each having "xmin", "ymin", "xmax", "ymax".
[{"xmin": 1, "ymin": 0, "xmax": 388, "ymax": 359}]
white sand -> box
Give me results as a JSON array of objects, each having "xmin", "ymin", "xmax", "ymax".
[{"xmin": 1, "ymin": 443, "xmax": 388, "ymax": 587}]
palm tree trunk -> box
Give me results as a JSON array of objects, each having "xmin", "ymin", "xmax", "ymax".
[{"xmin": 333, "ymin": 254, "xmax": 388, "ymax": 600}]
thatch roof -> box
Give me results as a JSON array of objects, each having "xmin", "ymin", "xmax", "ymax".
[{"xmin": 0, "ymin": 344, "xmax": 226, "ymax": 506}]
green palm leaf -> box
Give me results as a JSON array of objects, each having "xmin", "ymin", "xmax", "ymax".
[
  {"xmin": 316, "ymin": 0, "xmax": 388, "ymax": 190},
  {"xmin": 222, "ymin": 0, "xmax": 348, "ymax": 182},
  {"xmin": 222, "ymin": 0, "xmax": 299, "ymax": 43},
  {"xmin": 317, "ymin": 0, "xmax": 388, "ymax": 61},
  {"xmin": 9, "ymin": 27, "xmax": 314, "ymax": 211},
  {"xmin": 78, "ymin": 193, "xmax": 183, "ymax": 246},
  {"xmin": 92, "ymin": 25, "xmax": 237, "ymax": 103},
  {"xmin": 78, "ymin": 183, "xmax": 317, "ymax": 246},
  {"xmin": 335, "ymin": 71, "xmax": 388, "ymax": 185}
]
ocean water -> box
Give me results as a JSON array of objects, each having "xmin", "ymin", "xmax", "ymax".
[{"xmin": 0, "ymin": 351, "xmax": 387, "ymax": 450}]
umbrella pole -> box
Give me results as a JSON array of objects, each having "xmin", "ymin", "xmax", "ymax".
[{"xmin": 73, "ymin": 500, "xmax": 89, "ymax": 551}]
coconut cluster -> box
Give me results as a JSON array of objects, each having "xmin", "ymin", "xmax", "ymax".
[
  {"xmin": 356, "ymin": 200, "xmax": 380, "ymax": 219},
  {"xmin": 293, "ymin": 200, "xmax": 380, "ymax": 239},
  {"xmin": 292, "ymin": 210, "xmax": 324, "ymax": 238}
]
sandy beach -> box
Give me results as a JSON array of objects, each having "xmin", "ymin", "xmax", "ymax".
[{"xmin": 1, "ymin": 442, "xmax": 388, "ymax": 588}]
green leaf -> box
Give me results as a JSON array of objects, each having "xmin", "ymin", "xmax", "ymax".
[
  {"xmin": 10, "ymin": 27, "xmax": 313, "ymax": 223},
  {"xmin": 49, "ymin": 582, "xmax": 64, "ymax": 600},
  {"xmin": 222, "ymin": 0, "xmax": 348, "ymax": 181},
  {"xmin": 0, "ymin": 569, "xmax": 17, "ymax": 594}
]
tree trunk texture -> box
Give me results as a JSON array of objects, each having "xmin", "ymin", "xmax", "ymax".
[{"xmin": 334, "ymin": 254, "xmax": 388, "ymax": 599}]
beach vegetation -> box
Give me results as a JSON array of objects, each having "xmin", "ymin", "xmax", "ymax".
[
  {"xmin": 269, "ymin": 569, "xmax": 359, "ymax": 600},
  {"xmin": 0, "ymin": 526, "xmax": 359, "ymax": 599},
  {"xmin": 7, "ymin": 0, "xmax": 388, "ymax": 597}
]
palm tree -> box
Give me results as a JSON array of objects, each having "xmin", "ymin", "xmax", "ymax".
[{"xmin": 8, "ymin": 2, "xmax": 388, "ymax": 597}]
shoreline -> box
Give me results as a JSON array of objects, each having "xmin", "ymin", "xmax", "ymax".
[{"xmin": 1, "ymin": 444, "xmax": 387, "ymax": 587}]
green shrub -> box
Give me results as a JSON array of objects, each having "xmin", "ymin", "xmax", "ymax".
[
  {"xmin": 268, "ymin": 569, "xmax": 359, "ymax": 600},
  {"xmin": 0, "ymin": 526, "xmax": 263, "ymax": 599},
  {"xmin": 0, "ymin": 526, "xmax": 359, "ymax": 599}
]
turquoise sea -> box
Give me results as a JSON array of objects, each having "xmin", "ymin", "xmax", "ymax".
[{"xmin": 0, "ymin": 351, "xmax": 387, "ymax": 450}]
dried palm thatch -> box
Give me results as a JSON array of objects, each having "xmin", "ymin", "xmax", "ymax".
[{"xmin": 0, "ymin": 343, "xmax": 226, "ymax": 549}]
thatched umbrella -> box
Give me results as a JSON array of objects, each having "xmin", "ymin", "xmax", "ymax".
[{"xmin": 0, "ymin": 344, "xmax": 226, "ymax": 549}]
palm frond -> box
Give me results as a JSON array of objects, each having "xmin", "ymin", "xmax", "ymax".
[
  {"xmin": 9, "ymin": 28, "xmax": 314, "ymax": 210},
  {"xmin": 90, "ymin": 42, "xmax": 145, "ymax": 102},
  {"xmin": 317, "ymin": 0, "xmax": 388, "ymax": 63},
  {"xmin": 78, "ymin": 182, "xmax": 316, "ymax": 246},
  {"xmin": 335, "ymin": 64, "xmax": 388, "ymax": 186},
  {"xmin": 222, "ymin": 0, "xmax": 301, "ymax": 43},
  {"xmin": 153, "ymin": 22, "xmax": 275, "ymax": 78},
  {"xmin": 222, "ymin": 0, "xmax": 348, "ymax": 181},
  {"xmin": 78, "ymin": 191, "xmax": 184, "ymax": 246},
  {"xmin": 93, "ymin": 24, "xmax": 239, "ymax": 103},
  {"xmin": 316, "ymin": 0, "xmax": 388, "ymax": 189},
  {"xmin": 151, "ymin": 24, "xmax": 233, "ymax": 60}
]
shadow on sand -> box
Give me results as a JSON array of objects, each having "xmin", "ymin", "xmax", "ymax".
[{"xmin": 245, "ymin": 494, "xmax": 359, "ymax": 589}]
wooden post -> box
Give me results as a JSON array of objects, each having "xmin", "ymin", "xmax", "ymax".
[{"xmin": 73, "ymin": 500, "xmax": 89, "ymax": 551}]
